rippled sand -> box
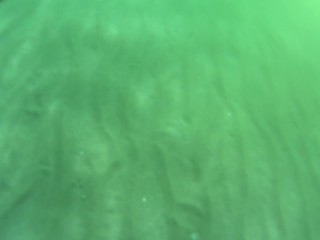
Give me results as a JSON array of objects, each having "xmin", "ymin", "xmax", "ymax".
[{"xmin": 0, "ymin": 0, "xmax": 320, "ymax": 239}]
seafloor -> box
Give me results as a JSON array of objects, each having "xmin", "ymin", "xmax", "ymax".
[{"xmin": 0, "ymin": 0, "xmax": 319, "ymax": 239}]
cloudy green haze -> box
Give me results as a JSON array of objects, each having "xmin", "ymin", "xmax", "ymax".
[{"xmin": 0, "ymin": 0, "xmax": 320, "ymax": 239}]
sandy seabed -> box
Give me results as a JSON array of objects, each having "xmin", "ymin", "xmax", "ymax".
[{"xmin": 0, "ymin": 0, "xmax": 320, "ymax": 239}]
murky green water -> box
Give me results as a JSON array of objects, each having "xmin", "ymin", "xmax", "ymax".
[{"xmin": 0, "ymin": 0, "xmax": 320, "ymax": 239}]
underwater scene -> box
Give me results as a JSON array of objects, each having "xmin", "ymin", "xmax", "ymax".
[{"xmin": 0, "ymin": 0, "xmax": 320, "ymax": 239}]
